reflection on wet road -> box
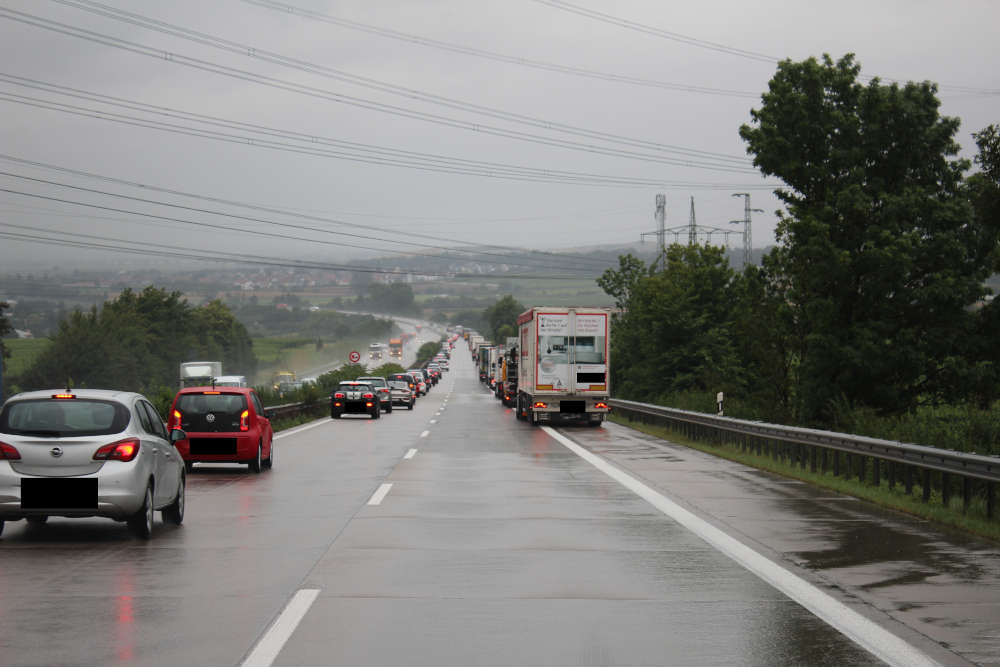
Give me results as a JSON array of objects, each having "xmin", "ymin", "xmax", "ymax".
[{"xmin": 0, "ymin": 346, "xmax": 995, "ymax": 665}]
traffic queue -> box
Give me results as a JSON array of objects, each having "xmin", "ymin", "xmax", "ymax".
[{"xmin": 0, "ymin": 329, "xmax": 455, "ymax": 540}]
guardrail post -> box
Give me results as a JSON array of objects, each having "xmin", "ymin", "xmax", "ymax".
[
  {"xmin": 942, "ymin": 473, "xmax": 951, "ymax": 508},
  {"xmin": 810, "ymin": 446, "xmax": 817, "ymax": 473},
  {"xmin": 858, "ymin": 456, "xmax": 866, "ymax": 483},
  {"xmin": 905, "ymin": 466, "xmax": 913, "ymax": 495},
  {"xmin": 922, "ymin": 469, "xmax": 932, "ymax": 503},
  {"xmin": 820, "ymin": 448, "xmax": 827, "ymax": 473},
  {"xmin": 833, "ymin": 451, "xmax": 840, "ymax": 476},
  {"xmin": 873, "ymin": 458, "xmax": 880, "ymax": 487},
  {"xmin": 888, "ymin": 462, "xmax": 895, "ymax": 490},
  {"xmin": 962, "ymin": 477, "xmax": 971, "ymax": 514},
  {"xmin": 988, "ymin": 482, "xmax": 995, "ymax": 519}
]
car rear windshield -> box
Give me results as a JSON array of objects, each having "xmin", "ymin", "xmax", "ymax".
[
  {"xmin": 176, "ymin": 393, "xmax": 248, "ymax": 416},
  {"xmin": 0, "ymin": 398, "xmax": 131, "ymax": 437},
  {"xmin": 388, "ymin": 381, "xmax": 409, "ymax": 389}
]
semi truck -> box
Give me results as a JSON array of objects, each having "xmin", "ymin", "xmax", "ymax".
[{"xmin": 515, "ymin": 307, "xmax": 611, "ymax": 426}]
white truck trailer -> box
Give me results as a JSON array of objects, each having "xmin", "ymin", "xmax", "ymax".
[
  {"xmin": 179, "ymin": 361, "xmax": 222, "ymax": 388},
  {"xmin": 515, "ymin": 307, "xmax": 611, "ymax": 426}
]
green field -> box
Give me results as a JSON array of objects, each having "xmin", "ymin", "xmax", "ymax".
[
  {"xmin": 251, "ymin": 335, "xmax": 386, "ymax": 385},
  {"xmin": 3, "ymin": 338, "xmax": 50, "ymax": 377}
]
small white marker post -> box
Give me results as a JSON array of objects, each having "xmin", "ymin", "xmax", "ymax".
[{"xmin": 717, "ymin": 391, "xmax": 724, "ymax": 416}]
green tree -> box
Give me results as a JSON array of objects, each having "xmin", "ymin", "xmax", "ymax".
[
  {"xmin": 609, "ymin": 244, "xmax": 740, "ymax": 400},
  {"xmin": 483, "ymin": 295, "xmax": 524, "ymax": 343},
  {"xmin": 0, "ymin": 301, "xmax": 12, "ymax": 361},
  {"xmin": 596, "ymin": 254, "xmax": 649, "ymax": 316},
  {"xmin": 739, "ymin": 54, "xmax": 997, "ymax": 421}
]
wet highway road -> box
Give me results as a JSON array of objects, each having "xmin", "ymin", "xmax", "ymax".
[{"xmin": 0, "ymin": 349, "xmax": 996, "ymax": 665}]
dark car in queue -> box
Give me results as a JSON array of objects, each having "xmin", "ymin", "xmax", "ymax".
[
  {"xmin": 167, "ymin": 387, "xmax": 274, "ymax": 474},
  {"xmin": 0, "ymin": 389, "xmax": 186, "ymax": 539},
  {"xmin": 387, "ymin": 379, "xmax": 415, "ymax": 410},
  {"xmin": 356, "ymin": 376, "xmax": 392, "ymax": 413},
  {"xmin": 331, "ymin": 381, "xmax": 380, "ymax": 419}
]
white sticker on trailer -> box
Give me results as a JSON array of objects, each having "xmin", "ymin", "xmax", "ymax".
[
  {"xmin": 537, "ymin": 313, "xmax": 569, "ymax": 334},
  {"xmin": 574, "ymin": 314, "xmax": 606, "ymax": 335}
]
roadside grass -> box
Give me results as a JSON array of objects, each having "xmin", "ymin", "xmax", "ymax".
[
  {"xmin": 610, "ymin": 414, "xmax": 1000, "ymax": 543},
  {"xmin": 252, "ymin": 336, "xmax": 378, "ymax": 385},
  {"xmin": 3, "ymin": 338, "xmax": 50, "ymax": 377}
]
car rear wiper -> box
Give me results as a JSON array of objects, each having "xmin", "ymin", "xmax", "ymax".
[{"xmin": 15, "ymin": 429, "xmax": 64, "ymax": 437}]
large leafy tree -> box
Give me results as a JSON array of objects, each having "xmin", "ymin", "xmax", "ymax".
[
  {"xmin": 740, "ymin": 54, "xmax": 998, "ymax": 421},
  {"xmin": 483, "ymin": 295, "xmax": 525, "ymax": 343},
  {"xmin": 20, "ymin": 287, "xmax": 256, "ymax": 393},
  {"xmin": 608, "ymin": 244, "xmax": 740, "ymax": 400}
]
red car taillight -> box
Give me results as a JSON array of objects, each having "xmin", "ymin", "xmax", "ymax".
[
  {"xmin": 169, "ymin": 409, "xmax": 182, "ymax": 430},
  {"xmin": 240, "ymin": 409, "xmax": 250, "ymax": 431},
  {"xmin": 363, "ymin": 393, "xmax": 374, "ymax": 399},
  {"xmin": 334, "ymin": 392, "xmax": 345, "ymax": 399},
  {"xmin": 93, "ymin": 438, "xmax": 140, "ymax": 462},
  {"xmin": 0, "ymin": 441, "xmax": 22, "ymax": 460}
]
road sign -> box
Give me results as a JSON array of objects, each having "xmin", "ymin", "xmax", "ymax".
[{"xmin": 348, "ymin": 350, "xmax": 361, "ymax": 363}]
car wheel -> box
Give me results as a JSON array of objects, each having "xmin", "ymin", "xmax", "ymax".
[
  {"xmin": 371, "ymin": 408, "xmax": 380, "ymax": 420},
  {"xmin": 249, "ymin": 442, "xmax": 262, "ymax": 473},
  {"xmin": 331, "ymin": 412, "xmax": 341, "ymax": 419},
  {"xmin": 184, "ymin": 460, "xmax": 194, "ymax": 474},
  {"xmin": 162, "ymin": 475, "xmax": 185, "ymax": 525},
  {"xmin": 385, "ymin": 402, "xmax": 392, "ymax": 413},
  {"xmin": 263, "ymin": 440, "xmax": 274, "ymax": 470},
  {"xmin": 26, "ymin": 515, "xmax": 48, "ymax": 526},
  {"xmin": 0, "ymin": 520, "xmax": 4, "ymax": 537},
  {"xmin": 128, "ymin": 482, "xmax": 154, "ymax": 539},
  {"xmin": 408, "ymin": 399, "xmax": 414, "ymax": 410}
]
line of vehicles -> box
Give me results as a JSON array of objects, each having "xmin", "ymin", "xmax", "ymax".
[
  {"xmin": 0, "ymin": 331, "xmax": 453, "ymax": 539},
  {"xmin": 466, "ymin": 307, "xmax": 611, "ymax": 427},
  {"xmin": 331, "ymin": 343, "xmax": 451, "ymax": 419}
]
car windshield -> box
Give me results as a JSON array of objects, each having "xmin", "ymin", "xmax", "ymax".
[
  {"xmin": 0, "ymin": 398, "xmax": 131, "ymax": 437},
  {"xmin": 176, "ymin": 393, "xmax": 248, "ymax": 416}
]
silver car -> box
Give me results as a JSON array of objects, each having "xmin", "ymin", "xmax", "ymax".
[{"xmin": 0, "ymin": 389, "xmax": 186, "ymax": 539}]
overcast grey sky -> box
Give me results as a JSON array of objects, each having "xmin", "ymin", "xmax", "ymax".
[{"xmin": 0, "ymin": 0, "xmax": 997, "ymax": 274}]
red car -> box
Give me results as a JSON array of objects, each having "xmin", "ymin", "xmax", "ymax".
[{"xmin": 167, "ymin": 387, "xmax": 274, "ymax": 473}]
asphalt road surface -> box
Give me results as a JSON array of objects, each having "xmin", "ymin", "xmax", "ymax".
[{"xmin": 1, "ymin": 347, "xmax": 996, "ymax": 666}]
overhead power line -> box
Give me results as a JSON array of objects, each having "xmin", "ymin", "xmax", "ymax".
[
  {"xmin": 0, "ymin": 175, "xmax": 615, "ymax": 273},
  {"xmin": 10, "ymin": 2, "xmax": 754, "ymax": 170},
  {"xmin": 0, "ymin": 153, "xmax": 639, "ymax": 271},
  {"xmin": 242, "ymin": 0, "xmax": 759, "ymax": 99},
  {"xmin": 0, "ymin": 81, "xmax": 770, "ymax": 184},
  {"xmin": 531, "ymin": 0, "xmax": 1000, "ymax": 96},
  {"xmin": 0, "ymin": 225, "xmax": 597, "ymax": 281}
]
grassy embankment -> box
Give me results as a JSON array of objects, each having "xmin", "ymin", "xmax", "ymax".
[
  {"xmin": 3, "ymin": 338, "xmax": 50, "ymax": 378},
  {"xmin": 252, "ymin": 336, "xmax": 380, "ymax": 385},
  {"xmin": 610, "ymin": 411, "xmax": 1000, "ymax": 542}
]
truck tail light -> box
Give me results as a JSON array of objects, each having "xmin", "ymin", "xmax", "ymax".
[
  {"xmin": 0, "ymin": 441, "xmax": 22, "ymax": 460},
  {"xmin": 240, "ymin": 410, "xmax": 250, "ymax": 431},
  {"xmin": 595, "ymin": 402, "xmax": 609, "ymax": 410},
  {"xmin": 94, "ymin": 438, "xmax": 140, "ymax": 462},
  {"xmin": 533, "ymin": 402, "xmax": 547, "ymax": 409}
]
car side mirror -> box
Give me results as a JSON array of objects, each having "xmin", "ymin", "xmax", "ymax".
[
  {"xmin": 170, "ymin": 429, "xmax": 187, "ymax": 444},
  {"xmin": 264, "ymin": 410, "xmax": 274, "ymax": 420}
]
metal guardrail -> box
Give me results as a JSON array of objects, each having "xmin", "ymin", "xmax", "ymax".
[
  {"xmin": 264, "ymin": 400, "xmax": 325, "ymax": 421},
  {"xmin": 609, "ymin": 398, "xmax": 999, "ymax": 518}
]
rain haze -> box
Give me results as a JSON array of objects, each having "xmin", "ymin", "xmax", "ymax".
[{"xmin": 0, "ymin": 0, "xmax": 997, "ymax": 273}]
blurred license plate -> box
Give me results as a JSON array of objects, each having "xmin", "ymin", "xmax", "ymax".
[{"xmin": 21, "ymin": 478, "xmax": 98, "ymax": 509}]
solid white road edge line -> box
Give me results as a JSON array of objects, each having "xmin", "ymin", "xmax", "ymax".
[
  {"xmin": 404, "ymin": 448, "xmax": 417, "ymax": 460},
  {"xmin": 541, "ymin": 426, "xmax": 936, "ymax": 667},
  {"xmin": 273, "ymin": 419, "xmax": 329, "ymax": 440},
  {"xmin": 240, "ymin": 588, "xmax": 320, "ymax": 667},
  {"xmin": 367, "ymin": 483, "xmax": 393, "ymax": 506}
]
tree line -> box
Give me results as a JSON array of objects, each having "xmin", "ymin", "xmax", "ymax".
[{"xmin": 601, "ymin": 55, "xmax": 999, "ymax": 431}]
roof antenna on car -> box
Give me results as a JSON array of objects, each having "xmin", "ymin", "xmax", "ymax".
[
  {"xmin": 66, "ymin": 378, "xmax": 72, "ymax": 393},
  {"xmin": 212, "ymin": 377, "xmax": 217, "ymax": 390}
]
